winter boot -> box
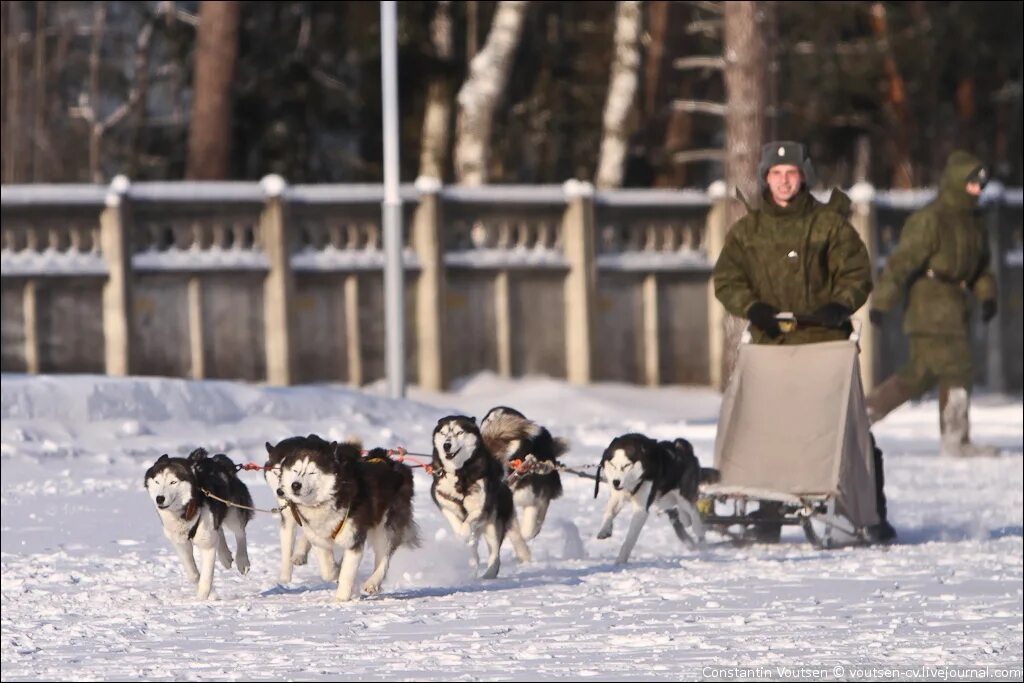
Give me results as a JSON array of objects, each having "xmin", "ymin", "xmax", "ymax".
[
  {"xmin": 866, "ymin": 374, "xmax": 917, "ymax": 425},
  {"xmin": 864, "ymin": 433, "xmax": 896, "ymax": 545},
  {"xmin": 939, "ymin": 386, "xmax": 1000, "ymax": 458},
  {"xmin": 744, "ymin": 501, "xmax": 782, "ymax": 543}
]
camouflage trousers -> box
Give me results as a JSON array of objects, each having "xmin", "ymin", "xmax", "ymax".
[
  {"xmin": 897, "ymin": 334, "xmax": 974, "ymax": 395},
  {"xmin": 867, "ymin": 334, "xmax": 976, "ymax": 438}
]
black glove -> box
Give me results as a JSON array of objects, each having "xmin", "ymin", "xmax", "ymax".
[
  {"xmin": 812, "ymin": 302, "xmax": 852, "ymax": 329},
  {"xmin": 869, "ymin": 308, "xmax": 884, "ymax": 326},
  {"xmin": 746, "ymin": 302, "xmax": 782, "ymax": 338},
  {"xmin": 981, "ymin": 299, "xmax": 997, "ymax": 323}
]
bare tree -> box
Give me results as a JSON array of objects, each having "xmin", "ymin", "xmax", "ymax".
[
  {"xmin": 720, "ymin": 0, "xmax": 767, "ymax": 385},
  {"xmin": 453, "ymin": 0, "xmax": 528, "ymax": 185},
  {"xmin": 31, "ymin": 1, "xmax": 48, "ymax": 181},
  {"xmin": 595, "ymin": 1, "xmax": 643, "ymax": 189},
  {"xmin": 185, "ymin": 0, "xmax": 241, "ymax": 180},
  {"xmin": 723, "ymin": 0, "xmax": 766, "ymax": 205},
  {"xmin": 68, "ymin": 3, "xmax": 161, "ymax": 183},
  {"xmin": 3, "ymin": 1, "xmax": 27, "ymax": 183},
  {"xmin": 418, "ymin": 0, "xmax": 453, "ymax": 181},
  {"xmin": 869, "ymin": 2, "xmax": 913, "ymax": 189}
]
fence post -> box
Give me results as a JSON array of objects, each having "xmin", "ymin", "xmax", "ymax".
[
  {"xmin": 642, "ymin": 273, "xmax": 660, "ymax": 386},
  {"xmin": 344, "ymin": 274, "xmax": 363, "ymax": 387},
  {"xmin": 187, "ymin": 276, "xmax": 205, "ymax": 379},
  {"xmin": 261, "ymin": 174, "xmax": 294, "ymax": 386},
  {"xmin": 849, "ymin": 182, "xmax": 877, "ymax": 393},
  {"xmin": 983, "ymin": 182, "xmax": 1005, "ymax": 393},
  {"xmin": 495, "ymin": 270, "xmax": 512, "ymax": 377},
  {"xmin": 100, "ymin": 175, "xmax": 133, "ymax": 376},
  {"xmin": 23, "ymin": 279, "xmax": 39, "ymax": 373},
  {"xmin": 705, "ymin": 180, "xmax": 729, "ymax": 390},
  {"xmin": 562, "ymin": 179, "xmax": 596, "ymax": 384},
  {"xmin": 412, "ymin": 176, "xmax": 447, "ymax": 390}
]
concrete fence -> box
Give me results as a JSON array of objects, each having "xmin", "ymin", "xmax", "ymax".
[{"xmin": 2, "ymin": 178, "xmax": 1021, "ymax": 393}]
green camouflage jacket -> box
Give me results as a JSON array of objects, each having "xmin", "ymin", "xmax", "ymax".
[
  {"xmin": 713, "ymin": 188, "xmax": 873, "ymax": 344},
  {"xmin": 873, "ymin": 151, "xmax": 997, "ymax": 337}
]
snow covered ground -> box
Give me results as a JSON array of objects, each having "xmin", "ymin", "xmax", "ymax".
[{"xmin": 1, "ymin": 372, "xmax": 1021, "ymax": 680}]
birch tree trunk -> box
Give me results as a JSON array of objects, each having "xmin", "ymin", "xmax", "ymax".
[
  {"xmin": 595, "ymin": 1, "xmax": 643, "ymax": 189},
  {"xmin": 186, "ymin": 0, "xmax": 241, "ymax": 180},
  {"xmin": 418, "ymin": 0, "xmax": 453, "ymax": 181},
  {"xmin": 453, "ymin": 0, "xmax": 528, "ymax": 185}
]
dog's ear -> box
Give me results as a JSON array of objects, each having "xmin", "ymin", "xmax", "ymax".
[
  {"xmin": 158, "ymin": 454, "xmax": 169, "ymax": 462},
  {"xmin": 187, "ymin": 448, "xmax": 208, "ymax": 462},
  {"xmin": 265, "ymin": 441, "xmax": 274, "ymax": 454},
  {"xmin": 470, "ymin": 416, "xmax": 477, "ymax": 423}
]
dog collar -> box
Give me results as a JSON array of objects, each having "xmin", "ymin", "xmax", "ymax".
[
  {"xmin": 331, "ymin": 509, "xmax": 350, "ymax": 540},
  {"xmin": 183, "ymin": 500, "xmax": 201, "ymax": 540},
  {"xmin": 286, "ymin": 501, "xmax": 307, "ymax": 527},
  {"xmin": 434, "ymin": 488, "xmax": 468, "ymax": 517}
]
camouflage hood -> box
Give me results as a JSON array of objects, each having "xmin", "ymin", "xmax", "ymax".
[{"xmin": 939, "ymin": 150, "xmax": 985, "ymax": 211}]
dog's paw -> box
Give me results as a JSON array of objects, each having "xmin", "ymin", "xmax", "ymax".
[
  {"xmin": 291, "ymin": 552, "xmax": 309, "ymax": 566},
  {"xmin": 236, "ymin": 557, "xmax": 250, "ymax": 575},
  {"xmin": 278, "ymin": 571, "xmax": 293, "ymax": 584},
  {"xmin": 596, "ymin": 528, "xmax": 612, "ymax": 540},
  {"xmin": 481, "ymin": 566, "xmax": 500, "ymax": 580},
  {"xmin": 362, "ymin": 580, "xmax": 382, "ymax": 595},
  {"xmin": 185, "ymin": 571, "xmax": 200, "ymax": 584},
  {"xmin": 334, "ymin": 592, "xmax": 356, "ymax": 603},
  {"xmin": 220, "ymin": 554, "xmax": 233, "ymax": 570}
]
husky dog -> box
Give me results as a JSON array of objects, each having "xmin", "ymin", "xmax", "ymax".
[
  {"xmin": 264, "ymin": 443, "xmax": 314, "ymax": 583},
  {"xmin": 271, "ymin": 435, "xmax": 420, "ymax": 602},
  {"xmin": 431, "ymin": 415, "xmax": 532, "ymax": 579},
  {"xmin": 593, "ymin": 434, "xmax": 709, "ymax": 564},
  {"xmin": 144, "ymin": 449, "xmax": 253, "ymax": 600},
  {"xmin": 480, "ymin": 406, "xmax": 565, "ymax": 540}
]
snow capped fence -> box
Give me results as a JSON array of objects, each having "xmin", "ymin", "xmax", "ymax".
[{"xmin": 2, "ymin": 180, "xmax": 1022, "ymax": 392}]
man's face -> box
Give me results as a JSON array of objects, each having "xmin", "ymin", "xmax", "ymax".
[
  {"xmin": 766, "ymin": 164, "xmax": 803, "ymax": 204},
  {"xmin": 965, "ymin": 181, "xmax": 983, "ymax": 197}
]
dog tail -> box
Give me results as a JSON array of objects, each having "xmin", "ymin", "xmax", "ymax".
[{"xmin": 480, "ymin": 410, "xmax": 535, "ymax": 463}]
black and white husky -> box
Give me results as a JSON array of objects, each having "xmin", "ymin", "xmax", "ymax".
[
  {"xmin": 270, "ymin": 435, "xmax": 420, "ymax": 602},
  {"xmin": 480, "ymin": 406, "xmax": 565, "ymax": 540},
  {"xmin": 593, "ymin": 434, "xmax": 708, "ymax": 564},
  {"xmin": 431, "ymin": 415, "xmax": 533, "ymax": 578},
  {"xmin": 144, "ymin": 449, "xmax": 253, "ymax": 600},
  {"xmin": 264, "ymin": 443, "xmax": 315, "ymax": 583}
]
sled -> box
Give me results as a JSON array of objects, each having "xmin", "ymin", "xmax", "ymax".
[{"xmin": 700, "ymin": 317, "xmax": 878, "ymax": 549}]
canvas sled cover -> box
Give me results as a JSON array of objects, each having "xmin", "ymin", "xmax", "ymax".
[{"xmin": 713, "ymin": 340, "xmax": 879, "ymax": 528}]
